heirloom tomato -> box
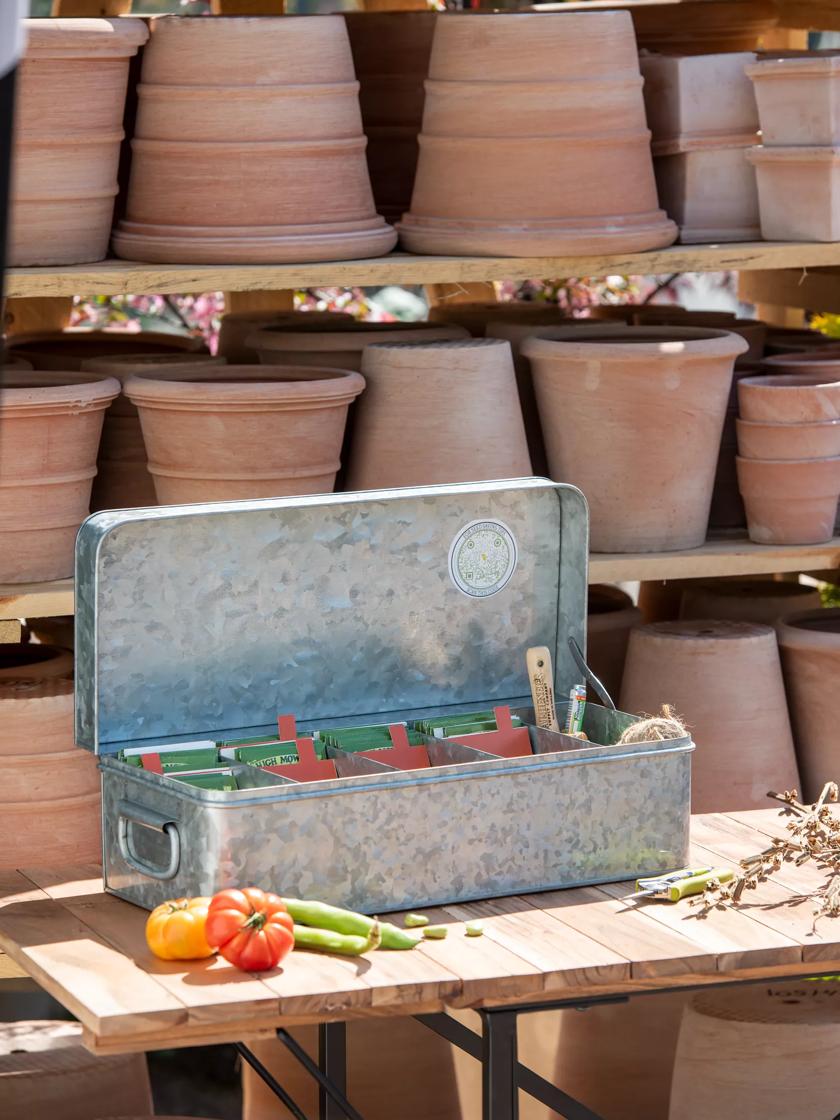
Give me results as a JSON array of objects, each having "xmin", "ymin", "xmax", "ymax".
[
  {"xmin": 146, "ymin": 897, "xmax": 215, "ymax": 961},
  {"xmin": 205, "ymin": 887, "xmax": 294, "ymax": 971}
]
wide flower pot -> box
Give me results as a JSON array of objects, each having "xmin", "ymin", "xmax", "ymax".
[
  {"xmin": 81, "ymin": 354, "xmax": 227, "ymax": 511},
  {"xmin": 522, "ymin": 326, "xmax": 747, "ymax": 552},
  {"xmin": 124, "ymin": 366, "xmax": 365, "ymax": 503},
  {"xmin": 346, "ymin": 338, "xmax": 532, "ymax": 489},
  {"xmin": 9, "ymin": 18, "xmax": 148, "ymax": 266},
  {"xmin": 217, "ymin": 310, "xmax": 354, "ymax": 365},
  {"xmin": 736, "ymin": 417, "xmax": 840, "ymax": 459},
  {"xmin": 345, "ymin": 12, "xmax": 436, "ymax": 223},
  {"xmin": 0, "ymin": 372, "xmax": 119, "ymax": 582},
  {"xmin": 248, "ymin": 320, "xmax": 468, "ymax": 372},
  {"xmin": 112, "ymin": 16, "xmax": 396, "ymax": 264},
  {"xmin": 737, "ymin": 455, "xmax": 840, "ymax": 544},
  {"xmin": 748, "ymin": 145, "xmax": 840, "ymax": 241},
  {"xmin": 738, "ymin": 373, "xmax": 840, "ymax": 421},
  {"xmin": 586, "ymin": 584, "xmax": 642, "ymax": 701},
  {"xmin": 747, "ymin": 54, "xmax": 840, "ymax": 146},
  {"xmin": 428, "ymin": 300, "xmax": 570, "ymax": 337},
  {"xmin": 680, "ymin": 578, "xmax": 822, "ymax": 626},
  {"xmin": 620, "ymin": 620, "xmax": 800, "ymax": 813},
  {"xmin": 8, "ymin": 329, "xmax": 206, "ymax": 371},
  {"xmin": 398, "ymin": 12, "xmax": 676, "ymax": 256},
  {"xmin": 777, "ymin": 608, "xmax": 840, "ymax": 800}
]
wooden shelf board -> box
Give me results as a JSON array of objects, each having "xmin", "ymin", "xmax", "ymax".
[
  {"xmin": 0, "ymin": 579, "xmax": 74, "ymax": 621},
  {"xmin": 7, "ymin": 243, "xmax": 840, "ymax": 298}
]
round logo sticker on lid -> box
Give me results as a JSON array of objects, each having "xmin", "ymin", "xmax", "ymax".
[{"xmin": 448, "ymin": 519, "xmax": 518, "ymax": 598}]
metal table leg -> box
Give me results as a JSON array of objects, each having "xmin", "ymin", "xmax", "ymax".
[
  {"xmin": 234, "ymin": 1040, "xmax": 309, "ymax": 1120},
  {"xmin": 481, "ymin": 1009, "xmax": 519, "ymax": 1120},
  {"xmin": 277, "ymin": 1026, "xmax": 366, "ymax": 1120},
  {"xmin": 319, "ymin": 1022, "xmax": 348, "ymax": 1120}
]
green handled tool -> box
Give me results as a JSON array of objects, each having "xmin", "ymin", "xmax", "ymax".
[{"xmin": 631, "ymin": 865, "xmax": 734, "ymax": 903}]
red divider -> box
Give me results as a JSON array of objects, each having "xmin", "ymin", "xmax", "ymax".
[
  {"xmin": 448, "ymin": 705, "xmax": 532, "ymax": 759},
  {"xmin": 357, "ymin": 723, "xmax": 430, "ymax": 770},
  {"xmin": 263, "ymin": 736, "xmax": 337, "ymax": 782}
]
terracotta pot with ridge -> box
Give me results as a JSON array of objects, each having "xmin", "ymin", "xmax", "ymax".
[
  {"xmin": 8, "ymin": 329, "xmax": 206, "ymax": 371},
  {"xmin": 739, "ymin": 373, "xmax": 840, "ymax": 421},
  {"xmin": 736, "ymin": 416, "xmax": 840, "ymax": 459},
  {"xmin": 9, "ymin": 18, "xmax": 148, "ymax": 265},
  {"xmin": 113, "ymin": 16, "xmax": 396, "ymax": 264},
  {"xmin": 429, "ymin": 300, "xmax": 570, "ymax": 337},
  {"xmin": 777, "ymin": 608, "xmax": 840, "ymax": 800},
  {"xmin": 0, "ymin": 372, "xmax": 119, "ymax": 582},
  {"xmin": 523, "ymin": 326, "xmax": 747, "ymax": 552},
  {"xmin": 680, "ymin": 578, "xmax": 822, "ymax": 625},
  {"xmin": 586, "ymin": 585, "xmax": 642, "ymax": 701},
  {"xmin": 736, "ymin": 455, "xmax": 840, "ymax": 544},
  {"xmin": 124, "ymin": 365, "xmax": 365, "ymax": 503},
  {"xmin": 398, "ymin": 12, "xmax": 676, "ymax": 256},
  {"xmin": 248, "ymin": 320, "xmax": 468, "ymax": 372},
  {"xmin": 620, "ymin": 620, "xmax": 800, "ymax": 813},
  {"xmin": 217, "ymin": 310, "xmax": 354, "ymax": 364}
]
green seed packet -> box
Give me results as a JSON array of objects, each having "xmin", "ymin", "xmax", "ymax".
[
  {"xmin": 315, "ymin": 722, "xmax": 406, "ymax": 744},
  {"xmin": 327, "ymin": 730, "xmax": 426, "ymax": 753},
  {"xmin": 217, "ymin": 734, "xmax": 286, "ymax": 748},
  {"xmin": 219, "ymin": 740, "xmax": 301, "ymax": 764},
  {"xmin": 168, "ymin": 768, "xmax": 239, "ymax": 791},
  {"xmin": 433, "ymin": 721, "xmax": 500, "ymax": 738},
  {"xmin": 416, "ymin": 712, "xmax": 523, "ymax": 736},
  {"xmin": 119, "ymin": 746, "xmax": 221, "ymax": 772}
]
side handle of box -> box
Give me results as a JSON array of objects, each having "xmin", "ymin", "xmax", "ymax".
[{"xmin": 117, "ymin": 799, "xmax": 181, "ymax": 881}]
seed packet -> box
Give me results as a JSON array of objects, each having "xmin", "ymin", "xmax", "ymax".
[
  {"xmin": 218, "ymin": 739, "xmax": 315, "ymax": 764},
  {"xmin": 415, "ymin": 712, "xmax": 524, "ymax": 737},
  {"xmin": 118, "ymin": 741, "xmax": 220, "ymax": 773},
  {"xmin": 168, "ymin": 768, "xmax": 239, "ymax": 791}
]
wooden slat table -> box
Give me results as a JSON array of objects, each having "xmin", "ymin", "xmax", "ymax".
[{"xmin": 1, "ymin": 809, "xmax": 836, "ymax": 1120}]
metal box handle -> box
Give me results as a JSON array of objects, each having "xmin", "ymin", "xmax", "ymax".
[{"xmin": 117, "ymin": 799, "xmax": 180, "ymax": 881}]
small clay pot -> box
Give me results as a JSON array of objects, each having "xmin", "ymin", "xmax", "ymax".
[
  {"xmin": 124, "ymin": 365, "xmax": 365, "ymax": 503},
  {"xmin": 736, "ymin": 417, "xmax": 840, "ymax": 459},
  {"xmin": 679, "ymin": 578, "xmax": 822, "ymax": 626},
  {"xmin": 653, "ymin": 146, "xmax": 761, "ymax": 245},
  {"xmin": 777, "ymin": 608, "xmax": 840, "ymax": 800},
  {"xmin": 738, "ymin": 373, "xmax": 840, "ymax": 421},
  {"xmin": 620, "ymin": 620, "xmax": 800, "ymax": 813},
  {"xmin": 248, "ymin": 321, "xmax": 468, "ymax": 372},
  {"xmin": 347, "ymin": 338, "xmax": 532, "ymax": 489},
  {"xmin": 429, "ymin": 301, "xmax": 570, "ymax": 337},
  {"xmin": 760, "ymin": 348, "xmax": 840, "ymax": 376},
  {"xmin": 217, "ymin": 310, "xmax": 354, "ymax": 364},
  {"xmin": 748, "ymin": 145, "xmax": 840, "ymax": 241},
  {"xmin": 8, "ymin": 329, "xmax": 206, "ymax": 371},
  {"xmin": 747, "ymin": 54, "xmax": 840, "ymax": 147},
  {"xmin": 586, "ymin": 585, "xmax": 642, "ymax": 701},
  {"xmin": 737, "ymin": 455, "xmax": 840, "ymax": 544},
  {"xmin": 0, "ymin": 372, "xmax": 120, "ymax": 582}
]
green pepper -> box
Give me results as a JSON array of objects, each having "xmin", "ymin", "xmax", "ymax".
[
  {"xmin": 283, "ymin": 898, "xmax": 421, "ymax": 950},
  {"xmin": 293, "ymin": 920, "xmax": 381, "ymax": 957}
]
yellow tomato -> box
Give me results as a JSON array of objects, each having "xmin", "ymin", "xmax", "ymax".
[{"xmin": 145, "ymin": 896, "xmax": 215, "ymax": 961}]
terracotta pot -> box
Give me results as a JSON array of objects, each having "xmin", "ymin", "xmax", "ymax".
[
  {"xmin": 523, "ymin": 326, "xmax": 747, "ymax": 552},
  {"xmin": 634, "ymin": 313, "xmax": 765, "ymax": 364},
  {"xmin": 9, "ymin": 18, "xmax": 147, "ymax": 266},
  {"xmin": 124, "ymin": 365, "xmax": 365, "ymax": 503},
  {"xmin": 398, "ymin": 12, "xmax": 675, "ymax": 256},
  {"xmin": 0, "ymin": 372, "xmax": 119, "ymax": 582},
  {"xmin": 345, "ymin": 12, "xmax": 436, "ymax": 223},
  {"xmin": 760, "ymin": 347, "xmax": 840, "ymax": 376},
  {"xmin": 778, "ymin": 608, "xmax": 840, "ymax": 800},
  {"xmin": 620, "ymin": 620, "xmax": 800, "ymax": 813},
  {"xmin": 736, "ymin": 416, "xmax": 840, "ymax": 459},
  {"xmin": 8, "ymin": 329, "xmax": 206, "ymax": 371},
  {"xmin": 428, "ymin": 301, "xmax": 570, "ymax": 337},
  {"xmin": 764, "ymin": 327, "xmax": 838, "ymax": 355},
  {"xmin": 747, "ymin": 54, "xmax": 840, "ymax": 146},
  {"xmin": 0, "ymin": 1021, "xmax": 152, "ymax": 1120},
  {"xmin": 217, "ymin": 310, "xmax": 353, "ymax": 364},
  {"xmin": 680, "ymin": 578, "xmax": 822, "ymax": 625},
  {"xmin": 0, "ymin": 643, "xmax": 73, "ymax": 681},
  {"xmin": 739, "ymin": 372, "xmax": 840, "ymax": 422},
  {"xmin": 586, "ymin": 584, "xmax": 642, "ymax": 701},
  {"xmin": 81, "ymin": 354, "xmax": 226, "ymax": 511},
  {"xmin": 248, "ymin": 320, "xmax": 468, "ymax": 372},
  {"xmin": 347, "ymin": 338, "xmax": 531, "ymax": 489},
  {"xmin": 670, "ymin": 982, "xmax": 840, "ymax": 1120},
  {"xmin": 748, "ymin": 145, "xmax": 840, "ymax": 240},
  {"xmin": 630, "ymin": 0, "xmax": 778, "ymax": 54},
  {"xmin": 654, "ymin": 145, "xmax": 760, "ymax": 244},
  {"xmin": 737, "ymin": 455, "xmax": 840, "ymax": 544},
  {"xmin": 113, "ymin": 16, "xmax": 395, "ymax": 264}
]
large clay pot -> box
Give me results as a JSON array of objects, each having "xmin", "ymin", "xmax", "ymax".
[
  {"xmin": 248, "ymin": 320, "xmax": 468, "ymax": 372},
  {"xmin": 523, "ymin": 326, "xmax": 747, "ymax": 552},
  {"xmin": 620, "ymin": 620, "xmax": 800, "ymax": 813},
  {"xmin": 112, "ymin": 16, "xmax": 396, "ymax": 264},
  {"xmin": 778, "ymin": 608, "xmax": 840, "ymax": 800},
  {"xmin": 680, "ymin": 578, "xmax": 822, "ymax": 626},
  {"xmin": 398, "ymin": 12, "xmax": 676, "ymax": 256},
  {"xmin": 8, "ymin": 329, "xmax": 206, "ymax": 371},
  {"xmin": 124, "ymin": 365, "xmax": 365, "ymax": 503},
  {"xmin": 9, "ymin": 18, "xmax": 148, "ymax": 266},
  {"xmin": 429, "ymin": 301, "xmax": 570, "ymax": 337},
  {"xmin": 0, "ymin": 1021, "xmax": 152, "ymax": 1120},
  {"xmin": 736, "ymin": 416, "xmax": 840, "ymax": 459},
  {"xmin": 736, "ymin": 455, "xmax": 840, "ymax": 544},
  {"xmin": 630, "ymin": 0, "xmax": 778, "ymax": 54},
  {"xmin": 586, "ymin": 584, "xmax": 642, "ymax": 702},
  {"xmin": 633, "ymin": 311, "xmax": 764, "ymax": 365},
  {"xmin": 346, "ymin": 338, "xmax": 532, "ymax": 488},
  {"xmin": 345, "ymin": 12, "xmax": 436, "ymax": 223},
  {"xmin": 0, "ymin": 372, "xmax": 119, "ymax": 582},
  {"xmin": 670, "ymin": 982, "xmax": 840, "ymax": 1120},
  {"xmin": 81, "ymin": 353, "xmax": 227, "ymax": 511},
  {"xmin": 217, "ymin": 310, "xmax": 353, "ymax": 364}
]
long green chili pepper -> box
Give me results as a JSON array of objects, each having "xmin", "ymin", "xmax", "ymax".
[
  {"xmin": 293, "ymin": 920, "xmax": 381, "ymax": 957},
  {"xmin": 283, "ymin": 898, "xmax": 421, "ymax": 950}
]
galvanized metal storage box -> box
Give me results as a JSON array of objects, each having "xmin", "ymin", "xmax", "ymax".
[{"xmin": 75, "ymin": 479, "xmax": 692, "ymax": 912}]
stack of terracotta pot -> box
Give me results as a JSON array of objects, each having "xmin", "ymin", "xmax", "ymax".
[
  {"xmin": 747, "ymin": 52, "xmax": 840, "ymax": 240},
  {"xmin": 640, "ymin": 52, "xmax": 761, "ymax": 243},
  {"xmin": 398, "ymin": 11, "xmax": 676, "ymax": 256}
]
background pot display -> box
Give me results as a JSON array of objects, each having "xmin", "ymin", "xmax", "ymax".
[
  {"xmin": 0, "ymin": 372, "xmax": 119, "ymax": 582},
  {"xmin": 217, "ymin": 310, "xmax": 354, "ymax": 364},
  {"xmin": 398, "ymin": 12, "xmax": 676, "ymax": 256},
  {"xmin": 737, "ymin": 455, "xmax": 840, "ymax": 544},
  {"xmin": 346, "ymin": 338, "xmax": 531, "ymax": 489},
  {"xmin": 429, "ymin": 300, "xmax": 570, "ymax": 336},
  {"xmin": 523, "ymin": 326, "xmax": 747, "ymax": 552},
  {"xmin": 738, "ymin": 373, "xmax": 840, "ymax": 421},
  {"xmin": 748, "ymin": 54, "xmax": 840, "ymax": 146},
  {"xmin": 248, "ymin": 320, "xmax": 468, "ymax": 371},
  {"xmin": 81, "ymin": 354, "xmax": 227, "ymax": 512},
  {"xmin": 652, "ymin": 145, "xmax": 760, "ymax": 244},
  {"xmin": 112, "ymin": 16, "xmax": 396, "ymax": 264},
  {"xmin": 620, "ymin": 620, "xmax": 799, "ymax": 813},
  {"xmin": 345, "ymin": 11, "xmax": 436, "ymax": 223},
  {"xmin": 748, "ymin": 146, "xmax": 840, "ymax": 241},
  {"xmin": 9, "ymin": 18, "xmax": 148, "ymax": 266},
  {"xmin": 761, "ymin": 348, "xmax": 840, "ymax": 376},
  {"xmin": 124, "ymin": 366, "xmax": 365, "ymax": 503},
  {"xmin": 586, "ymin": 584, "xmax": 643, "ymax": 701},
  {"xmin": 764, "ymin": 328, "xmax": 839, "ymax": 356},
  {"xmin": 640, "ymin": 52, "xmax": 758, "ymax": 149},
  {"xmin": 777, "ymin": 608, "xmax": 840, "ymax": 801},
  {"xmin": 8, "ymin": 329, "xmax": 206, "ymax": 370},
  {"xmin": 680, "ymin": 578, "xmax": 822, "ymax": 625},
  {"xmin": 629, "ymin": 0, "xmax": 778, "ymax": 54}
]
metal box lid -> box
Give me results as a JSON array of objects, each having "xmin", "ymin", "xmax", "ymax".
[{"xmin": 75, "ymin": 479, "xmax": 588, "ymax": 753}]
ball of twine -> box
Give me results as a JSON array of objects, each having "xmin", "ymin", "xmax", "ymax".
[{"xmin": 618, "ymin": 704, "xmax": 688, "ymax": 744}]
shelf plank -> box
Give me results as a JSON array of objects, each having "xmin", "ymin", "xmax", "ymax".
[
  {"xmin": 0, "ymin": 578, "xmax": 74, "ymax": 621},
  {"xmin": 8, "ymin": 243, "xmax": 840, "ymax": 298}
]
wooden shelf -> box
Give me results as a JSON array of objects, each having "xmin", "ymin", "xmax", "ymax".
[
  {"xmin": 0, "ymin": 579, "xmax": 74, "ymax": 621},
  {"xmin": 7, "ymin": 242, "xmax": 840, "ymax": 298}
]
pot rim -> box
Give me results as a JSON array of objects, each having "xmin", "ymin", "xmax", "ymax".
[
  {"xmin": 137, "ymin": 81, "xmax": 360, "ymax": 99},
  {"xmin": 777, "ymin": 607, "xmax": 840, "ymax": 645},
  {"xmin": 123, "ymin": 365, "xmax": 365, "ymax": 407},
  {"xmin": 736, "ymin": 416, "xmax": 840, "ymax": 430},
  {"xmin": 0, "ymin": 372, "xmax": 120, "ymax": 408},
  {"xmin": 761, "ymin": 349, "xmax": 840, "ymax": 370},
  {"xmin": 521, "ymin": 324, "xmax": 749, "ymax": 359},
  {"xmin": 23, "ymin": 17, "xmax": 148, "ymax": 58},
  {"xmin": 735, "ymin": 453, "xmax": 840, "ymax": 466},
  {"xmin": 248, "ymin": 324, "xmax": 466, "ymax": 352},
  {"xmin": 740, "ymin": 373, "xmax": 840, "ymax": 389}
]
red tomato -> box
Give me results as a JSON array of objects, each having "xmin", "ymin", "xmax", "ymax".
[{"xmin": 205, "ymin": 887, "xmax": 294, "ymax": 972}]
